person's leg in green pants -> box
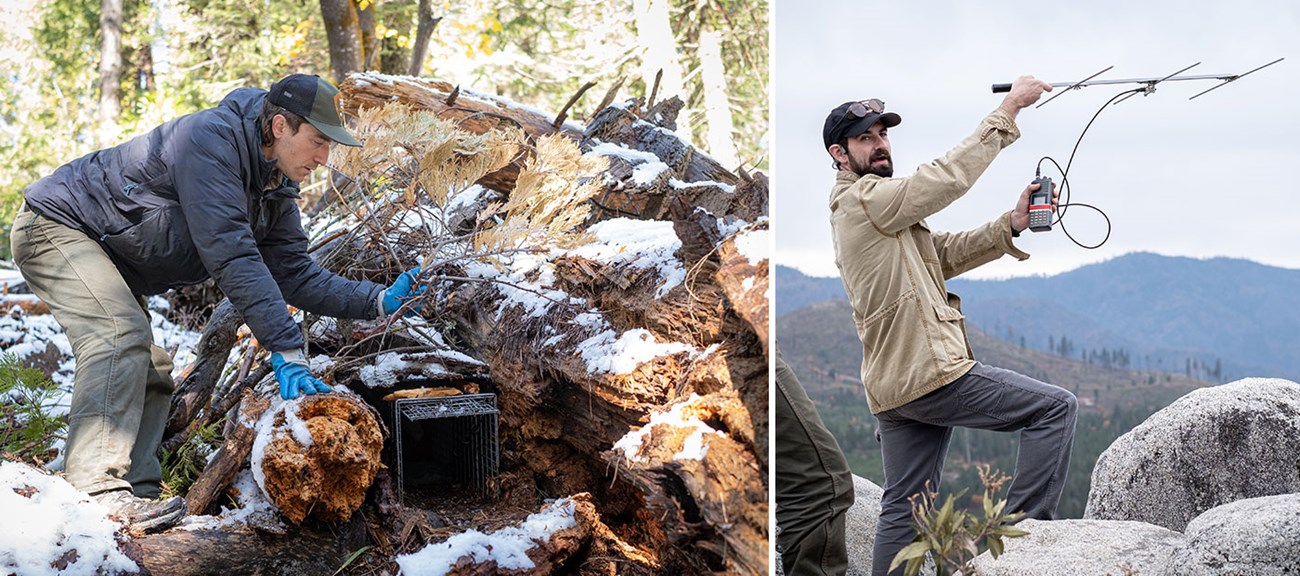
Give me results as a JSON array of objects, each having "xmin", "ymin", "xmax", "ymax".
[
  {"xmin": 776, "ymin": 348, "xmax": 855, "ymax": 575},
  {"xmin": 11, "ymin": 206, "xmax": 176, "ymax": 499}
]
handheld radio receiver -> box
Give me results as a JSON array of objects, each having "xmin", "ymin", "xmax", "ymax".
[{"xmin": 1028, "ymin": 176, "xmax": 1054, "ymax": 232}]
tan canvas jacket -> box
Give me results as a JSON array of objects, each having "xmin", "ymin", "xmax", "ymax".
[{"xmin": 829, "ymin": 108, "xmax": 1030, "ymax": 414}]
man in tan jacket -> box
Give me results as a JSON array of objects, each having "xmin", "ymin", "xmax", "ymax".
[{"xmin": 825, "ymin": 76, "xmax": 1078, "ymax": 576}]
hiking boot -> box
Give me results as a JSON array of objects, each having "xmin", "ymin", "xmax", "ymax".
[{"xmin": 94, "ymin": 490, "xmax": 187, "ymax": 533}]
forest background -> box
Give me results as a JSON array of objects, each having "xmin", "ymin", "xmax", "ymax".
[{"xmin": 0, "ymin": 0, "xmax": 769, "ymax": 260}]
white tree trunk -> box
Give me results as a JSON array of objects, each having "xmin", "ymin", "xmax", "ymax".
[
  {"xmin": 633, "ymin": 0, "xmax": 691, "ymax": 142},
  {"xmin": 699, "ymin": 27, "xmax": 738, "ymax": 169}
]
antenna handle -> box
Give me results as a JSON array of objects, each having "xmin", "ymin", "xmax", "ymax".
[{"xmin": 991, "ymin": 83, "xmax": 1012, "ymax": 93}]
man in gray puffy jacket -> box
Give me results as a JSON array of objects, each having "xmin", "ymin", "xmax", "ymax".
[{"xmin": 11, "ymin": 74, "xmax": 420, "ymax": 532}]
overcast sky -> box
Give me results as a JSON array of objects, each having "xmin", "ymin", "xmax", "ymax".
[{"xmin": 772, "ymin": 0, "xmax": 1299, "ymax": 279}]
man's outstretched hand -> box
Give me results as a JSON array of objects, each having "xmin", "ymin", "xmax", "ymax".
[
  {"xmin": 382, "ymin": 266, "xmax": 425, "ymax": 317},
  {"xmin": 999, "ymin": 75, "xmax": 1053, "ymax": 119}
]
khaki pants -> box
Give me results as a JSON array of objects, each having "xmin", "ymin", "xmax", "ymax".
[
  {"xmin": 775, "ymin": 349, "xmax": 854, "ymax": 576},
  {"xmin": 11, "ymin": 205, "xmax": 175, "ymax": 498}
]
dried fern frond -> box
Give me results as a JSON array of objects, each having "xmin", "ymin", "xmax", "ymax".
[
  {"xmin": 475, "ymin": 133, "xmax": 608, "ymax": 254},
  {"xmin": 332, "ymin": 103, "xmax": 524, "ymax": 210}
]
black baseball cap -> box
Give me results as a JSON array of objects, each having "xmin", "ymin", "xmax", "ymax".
[
  {"xmin": 822, "ymin": 99, "xmax": 902, "ymax": 150},
  {"xmin": 267, "ymin": 74, "xmax": 361, "ymax": 147}
]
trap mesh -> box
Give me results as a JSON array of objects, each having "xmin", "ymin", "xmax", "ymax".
[{"xmin": 393, "ymin": 393, "xmax": 499, "ymax": 499}]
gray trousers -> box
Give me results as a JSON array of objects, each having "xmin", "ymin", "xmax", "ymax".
[
  {"xmin": 776, "ymin": 349, "xmax": 855, "ymax": 576},
  {"xmin": 871, "ymin": 363, "xmax": 1077, "ymax": 576},
  {"xmin": 11, "ymin": 205, "xmax": 175, "ymax": 498}
]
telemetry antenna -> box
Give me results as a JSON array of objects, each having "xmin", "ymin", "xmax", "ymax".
[{"xmin": 991, "ymin": 58, "xmax": 1284, "ymax": 107}]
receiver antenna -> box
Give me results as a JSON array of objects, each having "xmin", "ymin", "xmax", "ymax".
[{"xmin": 991, "ymin": 58, "xmax": 1284, "ymax": 106}]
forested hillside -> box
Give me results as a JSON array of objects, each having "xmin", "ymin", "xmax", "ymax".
[{"xmin": 776, "ymin": 254, "xmax": 1300, "ymax": 385}]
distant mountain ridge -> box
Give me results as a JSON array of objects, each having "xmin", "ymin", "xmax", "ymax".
[{"xmin": 775, "ymin": 252, "xmax": 1300, "ymax": 382}]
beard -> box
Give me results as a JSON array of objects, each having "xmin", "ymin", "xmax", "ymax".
[{"xmin": 848, "ymin": 151, "xmax": 893, "ymax": 178}]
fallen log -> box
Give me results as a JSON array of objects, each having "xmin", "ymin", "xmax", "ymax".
[
  {"xmin": 151, "ymin": 75, "xmax": 769, "ymax": 573},
  {"xmin": 604, "ymin": 392, "xmax": 768, "ymax": 575},
  {"xmin": 163, "ymin": 299, "xmax": 243, "ymax": 453},
  {"xmin": 128, "ymin": 512, "xmax": 369, "ymax": 575}
]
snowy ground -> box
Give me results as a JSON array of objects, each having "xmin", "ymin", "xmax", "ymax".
[{"xmin": 0, "ymin": 288, "xmax": 203, "ymax": 575}]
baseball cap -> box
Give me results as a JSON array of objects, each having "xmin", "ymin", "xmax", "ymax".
[
  {"xmin": 822, "ymin": 99, "xmax": 902, "ymax": 149},
  {"xmin": 267, "ymin": 74, "xmax": 361, "ymax": 147}
]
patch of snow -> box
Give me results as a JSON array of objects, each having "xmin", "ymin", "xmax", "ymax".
[
  {"xmin": 358, "ymin": 351, "xmax": 454, "ymax": 389},
  {"xmin": 611, "ymin": 394, "xmax": 726, "ymax": 463},
  {"xmin": 576, "ymin": 328, "xmax": 693, "ymax": 375},
  {"xmin": 567, "ymin": 218, "xmax": 684, "ymax": 298},
  {"xmin": 482, "ymin": 252, "xmax": 577, "ymax": 319},
  {"xmin": 733, "ymin": 228, "xmax": 769, "ymax": 266},
  {"xmin": 668, "ymin": 177, "xmax": 736, "ymax": 194},
  {"xmin": 0, "ymin": 461, "xmax": 139, "ymax": 576},
  {"xmin": 587, "ymin": 142, "xmax": 670, "ymax": 186},
  {"xmin": 177, "ymin": 468, "xmax": 284, "ymax": 533},
  {"xmin": 447, "ymin": 183, "xmax": 494, "ymax": 213},
  {"xmin": 396, "ymin": 497, "xmax": 578, "ymax": 575}
]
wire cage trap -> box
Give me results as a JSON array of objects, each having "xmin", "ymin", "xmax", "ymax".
[{"xmin": 392, "ymin": 393, "xmax": 499, "ymax": 500}]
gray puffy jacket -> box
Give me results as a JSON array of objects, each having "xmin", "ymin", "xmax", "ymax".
[{"xmin": 24, "ymin": 87, "xmax": 384, "ymax": 352}]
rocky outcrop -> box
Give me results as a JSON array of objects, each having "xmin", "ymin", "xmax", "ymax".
[
  {"xmin": 845, "ymin": 474, "xmax": 884, "ymax": 576},
  {"xmin": 1163, "ymin": 493, "xmax": 1300, "ymax": 576},
  {"xmin": 783, "ymin": 378, "xmax": 1300, "ymax": 575},
  {"xmin": 970, "ymin": 519, "xmax": 1185, "ymax": 575},
  {"xmin": 1085, "ymin": 378, "xmax": 1300, "ymax": 531}
]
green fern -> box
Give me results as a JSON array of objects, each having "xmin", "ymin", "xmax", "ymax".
[{"xmin": 160, "ymin": 417, "xmax": 224, "ymax": 498}]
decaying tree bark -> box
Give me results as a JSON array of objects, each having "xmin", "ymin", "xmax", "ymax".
[{"xmin": 258, "ymin": 391, "xmax": 385, "ymax": 524}]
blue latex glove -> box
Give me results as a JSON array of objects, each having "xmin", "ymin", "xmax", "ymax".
[
  {"xmin": 271, "ymin": 351, "xmax": 332, "ymax": 400},
  {"xmin": 382, "ymin": 266, "xmax": 426, "ymax": 316}
]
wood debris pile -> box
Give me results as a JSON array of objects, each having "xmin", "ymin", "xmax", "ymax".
[{"xmin": 123, "ymin": 72, "xmax": 768, "ymax": 575}]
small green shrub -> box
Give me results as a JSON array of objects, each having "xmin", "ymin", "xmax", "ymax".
[
  {"xmin": 0, "ymin": 352, "xmax": 65, "ymax": 464},
  {"xmin": 891, "ymin": 465, "xmax": 1029, "ymax": 576}
]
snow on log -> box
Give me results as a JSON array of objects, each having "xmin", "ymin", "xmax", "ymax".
[
  {"xmin": 250, "ymin": 390, "xmax": 385, "ymax": 524},
  {"xmin": 396, "ymin": 493, "xmax": 608, "ymax": 576}
]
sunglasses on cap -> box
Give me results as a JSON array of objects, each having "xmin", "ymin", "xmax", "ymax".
[
  {"xmin": 828, "ymin": 98, "xmax": 887, "ymax": 142},
  {"xmin": 847, "ymin": 98, "xmax": 886, "ymax": 118}
]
